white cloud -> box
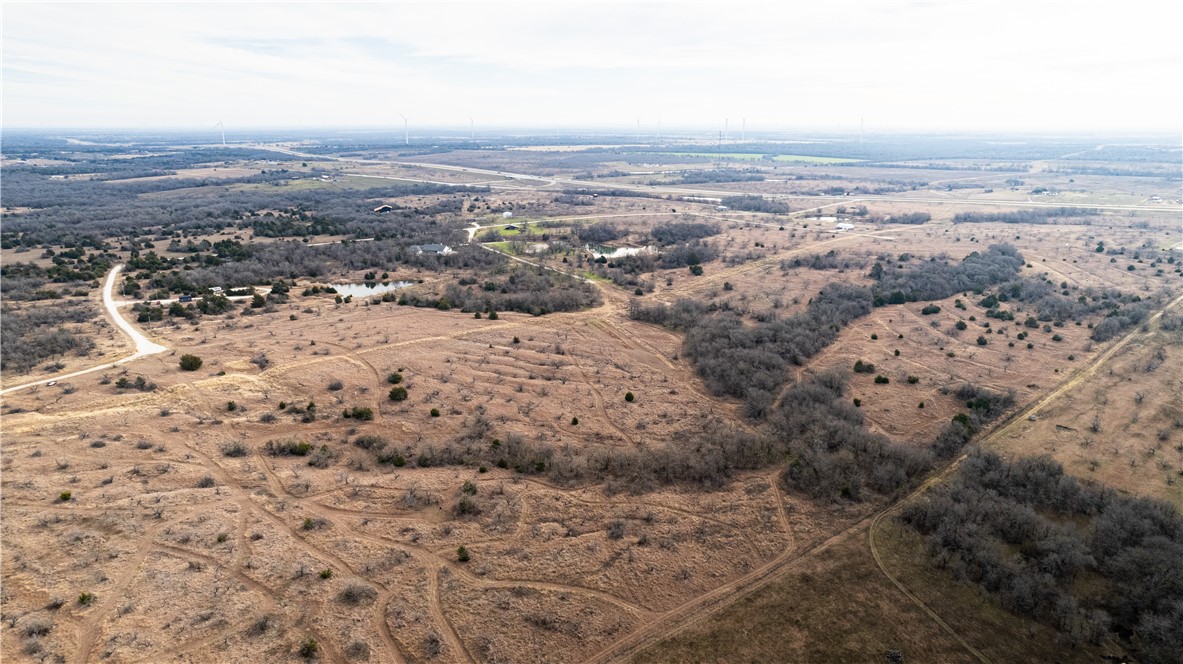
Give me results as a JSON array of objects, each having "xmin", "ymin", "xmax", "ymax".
[{"xmin": 3, "ymin": 1, "xmax": 1180, "ymax": 132}]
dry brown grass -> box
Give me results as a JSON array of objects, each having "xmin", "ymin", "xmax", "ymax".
[{"xmin": 2, "ymin": 172, "xmax": 1178, "ymax": 662}]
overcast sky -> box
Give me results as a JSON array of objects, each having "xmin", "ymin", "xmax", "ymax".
[{"xmin": 4, "ymin": 1, "xmax": 1181, "ymax": 133}]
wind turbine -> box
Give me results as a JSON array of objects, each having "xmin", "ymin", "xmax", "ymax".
[
  {"xmin": 213, "ymin": 121, "xmax": 225, "ymax": 146},
  {"xmin": 724, "ymin": 118, "xmax": 729, "ymax": 142},
  {"xmin": 398, "ymin": 113, "xmax": 408, "ymax": 145},
  {"xmin": 468, "ymin": 116, "xmax": 474, "ymax": 140},
  {"xmin": 742, "ymin": 118, "xmax": 746, "ymax": 141}
]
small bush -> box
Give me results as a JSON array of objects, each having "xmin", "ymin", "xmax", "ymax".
[
  {"xmin": 956, "ymin": 320, "xmax": 968, "ymax": 331},
  {"xmin": 455, "ymin": 495, "xmax": 480, "ymax": 516},
  {"xmin": 265, "ymin": 439, "xmax": 312, "ymax": 456},
  {"xmin": 339, "ymin": 583, "xmax": 377, "ymax": 605},
  {"xmin": 853, "ymin": 360, "xmax": 875, "ymax": 373},
  {"xmin": 347, "ymin": 407, "xmax": 374, "ymax": 421},
  {"xmin": 221, "ymin": 441, "xmax": 249, "ymax": 457},
  {"xmin": 302, "ymin": 517, "xmax": 328, "ymax": 531},
  {"xmin": 976, "ymin": 335, "xmax": 988, "ymax": 346},
  {"xmin": 179, "ymin": 354, "xmax": 203, "ymax": 371},
  {"xmin": 624, "ymin": 391, "xmax": 635, "ymax": 402},
  {"xmin": 906, "ymin": 375, "xmax": 919, "ymax": 384},
  {"xmin": 429, "ymin": 408, "xmax": 440, "ymax": 417},
  {"xmin": 299, "ymin": 638, "xmax": 319, "ymax": 659},
  {"xmin": 388, "ymin": 386, "xmax": 408, "ymax": 401},
  {"xmin": 571, "ymin": 416, "xmax": 579, "ymax": 425},
  {"xmin": 78, "ymin": 592, "xmax": 94, "ymax": 605},
  {"xmin": 319, "ymin": 568, "xmax": 333, "ymax": 579},
  {"xmin": 921, "ymin": 304, "xmax": 941, "ymax": 315},
  {"xmin": 196, "ymin": 475, "xmax": 216, "ymax": 488},
  {"xmin": 327, "ymin": 380, "xmax": 344, "ymax": 391},
  {"xmin": 58, "ymin": 491, "xmax": 72, "ymax": 502},
  {"xmin": 386, "ymin": 372, "xmax": 403, "ymax": 384},
  {"xmin": 874, "ymin": 375, "xmax": 890, "ymax": 384},
  {"xmin": 457, "ymin": 546, "xmax": 470, "ymax": 562}
]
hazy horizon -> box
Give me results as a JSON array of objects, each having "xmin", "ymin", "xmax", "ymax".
[{"xmin": 4, "ymin": 1, "xmax": 1181, "ymax": 134}]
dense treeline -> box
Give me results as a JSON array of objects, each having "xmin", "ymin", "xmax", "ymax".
[
  {"xmin": 870, "ymin": 243, "xmax": 1025, "ymax": 304},
  {"xmin": 888, "ymin": 212, "xmax": 931, "ymax": 224},
  {"xmin": 721, "ymin": 195, "xmax": 790, "ymax": 214},
  {"xmin": 780, "ymin": 250, "xmax": 868, "ymax": 271},
  {"xmin": 775, "ymin": 374, "xmax": 930, "ymax": 501},
  {"xmin": 952, "ymin": 208, "xmax": 1098, "ymax": 224},
  {"xmin": 902, "ymin": 451, "xmax": 1183, "ymax": 662},
  {"xmin": 576, "ymin": 222, "xmax": 624, "ymax": 243},
  {"xmin": 650, "ymin": 222, "xmax": 721, "ymax": 245},
  {"xmin": 632, "ymin": 283, "xmax": 873, "ymax": 417},
  {"xmin": 414, "ymin": 266, "xmax": 601, "ymax": 315},
  {"xmin": 2, "ymin": 168, "xmax": 480, "ymax": 248},
  {"xmin": 660, "ymin": 169, "xmax": 764, "ymax": 185},
  {"xmin": 1, "ymin": 301, "xmax": 98, "ymax": 374}
]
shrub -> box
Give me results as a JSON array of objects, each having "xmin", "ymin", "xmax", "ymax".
[
  {"xmin": 571, "ymin": 416, "xmax": 579, "ymax": 425},
  {"xmin": 227, "ymin": 401, "xmax": 237, "ymax": 411},
  {"xmin": 461, "ymin": 480, "xmax": 477, "ymax": 495},
  {"xmin": 221, "ymin": 441, "xmax": 249, "ymax": 457},
  {"xmin": 319, "ymin": 568, "xmax": 332, "ymax": 579},
  {"xmin": 388, "ymin": 386, "xmax": 408, "ymax": 401},
  {"xmin": 58, "ymin": 491, "xmax": 72, "ymax": 502},
  {"xmin": 196, "ymin": 475, "xmax": 216, "ymax": 489},
  {"xmin": 457, "ymin": 546, "xmax": 470, "ymax": 562},
  {"xmin": 77, "ymin": 592, "xmax": 94, "ymax": 605},
  {"xmin": 921, "ymin": 304, "xmax": 941, "ymax": 315},
  {"xmin": 299, "ymin": 638, "xmax": 318, "ymax": 659},
  {"xmin": 976, "ymin": 335, "xmax": 988, "ymax": 346},
  {"xmin": 906, "ymin": 375, "xmax": 919, "ymax": 384},
  {"xmin": 689, "ymin": 264, "xmax": 704, "ymax": 276},
  {"xmin": 302, "ymin": 517, "xmax": 328, "ymax": 531},
  {"xmin": 512, "ymin": 336, "xmax": 520, "ymax": 344},
  {"xmin": 179, "ymin": 354, "xmax": 203, "ymax": 371},
  {"xmin": 386, "ymin": 372, "xmax": 403, "ymax": 384},
  {"xmin": 347, "ymin": 407, "xmax": 373, "ymax": 421},
  {"xmin": 327, "ymin": 380, "xmax": 344, "ymax": 391},
  {"xmin": 429, "ymin": 408, "xmax": 440, "ymax": 417},
  {"xmin": 455, "ymin": 496, "xmax": 480, "ymax": 516},
  {"xmin": 956, "ymin": 320, "xmax": 968, "ymax": 330},
  {"xmin": 874, "ymin": 375, "xmax": 890, "ymax": 384},
  {"xmin": 264, "ymin": 439, "xmax": 312, "ymax": 456},
  {"xmin": 624, "ymin": 391, "xmax": 635, "ymax": 402},
  {"xmin": 338, "ymin": 583, "xmax": 376, "ymax": 605},
  {"xmin": 853, "ymin": 360, "xmax": 876, "ymax": 373}
]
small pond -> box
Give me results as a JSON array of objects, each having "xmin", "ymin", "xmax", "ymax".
[{"xmin": 331, "ymin": 281, "xmax": 416, "ymax": 298}]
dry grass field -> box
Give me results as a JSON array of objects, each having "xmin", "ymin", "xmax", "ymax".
[{"xmin": 2, "ymin": 140, "xmax": 1180, "ymax": 663}]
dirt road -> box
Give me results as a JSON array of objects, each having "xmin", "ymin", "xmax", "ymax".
[{"xmin": 0, "ymin": 264, "xmax": 169, "ymax": 396}]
